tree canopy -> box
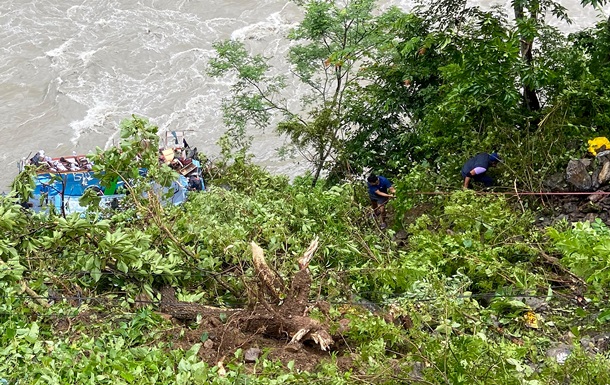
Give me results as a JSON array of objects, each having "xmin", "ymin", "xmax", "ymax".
[{"xmin": 209, "ymin": 0, "xmax": 610, "ymax": 189}]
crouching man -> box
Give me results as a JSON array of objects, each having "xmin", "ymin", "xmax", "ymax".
[{"xmin": 367, "ymin": 174, "xmax": 396, "ymax": 229}]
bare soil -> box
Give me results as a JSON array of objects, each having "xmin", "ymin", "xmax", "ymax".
[{"xmin": 164, "ymin": 318, "xmax": 333, "ymax": 372}]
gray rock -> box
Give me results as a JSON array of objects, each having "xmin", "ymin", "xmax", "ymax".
[
  {"xmin": 592, "ymin": 167, "xmax": 601, "ymax": 189},
  {"xmin": 566, "ymin": 159, "xmax": 592, "ymax": 191},
  {"xmin": 596, "ymin": 150, "xmax": 610, "ymax": 161},
  {"xmin": 588, "ymin": 191, "xmax": 607, "ymax": 203},
  {"xmin": 522, "ymin": 297, "xmax": 548, "ymax": 312},
  {"xmin": 244, "ymin": 347, "xmax": 262, "ymax": 363},
  {"xmin": 284, "ymin": 342, "xmax": 302, "ymax": 353},
  {"xmin": 408, "ymin": 362, "xmax": 425, "ymax": 381},
  {"xmin": 585, "ymin": 213, "xmax": 598, "ymax": 222},
  {"xmin": 563, "ymin": 201, "xmax": 579, "ymax": 214},
  {"xmin": 599, "ymin": 161, "xmax": 610, "ymax": 185},
  {"xmin": 582, "ymin": 332, "xmax": 610, "ymax": 353},
  {"xmin": 543, "ymin": 172, "xmax": 568, "ymax": 191},
  {"xmin": 594, "ymin": 333, "xmax": 610, "ymax": 352},
  {"xmin": 546, "ymin": 344, "xmax": 572, "ymax": 364},
  {"xmin": 580, "ymin": 336, "xmax": 595, "ymax": 352},
  {"xmin": 579, "ymin": 201, "xmax": 602, "ymax": 213}
]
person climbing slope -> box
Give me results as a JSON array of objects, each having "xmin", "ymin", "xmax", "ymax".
[
  {"xmin": 367, "ymin": 173, "xmax": 396, "ymax": 229},
  {"xmin": 461, "ymin": 152, "xmax": 501, "ymax": 189}
]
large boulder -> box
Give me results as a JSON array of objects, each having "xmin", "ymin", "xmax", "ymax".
[{"xmin": 566, "ymin": 159, "xmax": 592, "ymax": 191}]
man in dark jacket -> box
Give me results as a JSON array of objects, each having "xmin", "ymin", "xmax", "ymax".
[
  {"xmin": 461, "ymin": 152, "xmax": 501, "ymax": 188},
  {"xmin": 188, "ymin": 174, "xmax": 204, "ymax": 192},
  {"xmin": 367, "ymin": 174, "xmax": 396, "ymax": 229}
]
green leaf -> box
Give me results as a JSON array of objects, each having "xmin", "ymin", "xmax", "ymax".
[
  {"xmin": 117, "ymin": 260, "xmax": 129, "ymax": 273},
  {"xmin": 91, "ymin": 269, "xmax": 102, "ymax": 282},
  {"xmin": 219, "ymin": 313, "xmax": 227, "ymax": 323},
  {"xmin": 598, "ymin": 308, "xmax": 610, "ymax": 323}
]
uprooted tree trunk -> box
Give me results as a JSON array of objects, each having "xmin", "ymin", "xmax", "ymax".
[{"xmin": 158, "ymin": 238, "xmax": 334, "ymax": 352}]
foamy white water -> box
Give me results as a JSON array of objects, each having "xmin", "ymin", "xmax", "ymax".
[{"xmin": 0, "ymin": 0, "xmax": 607, "ymax": 191}]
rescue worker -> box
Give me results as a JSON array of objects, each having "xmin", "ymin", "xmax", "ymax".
[
  {"xmin": 461, "ymin": 152, "xmax": 501, "ymax": 189},
  {"xmin": 367, "ymin": 173, "xmax": 396, "ymax": 229},
  {"xmin": 188, "ymin": 174, "xmax": 204, "ymax": 192}
]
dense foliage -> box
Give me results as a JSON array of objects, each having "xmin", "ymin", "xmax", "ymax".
[
  {"xmin": 210, "ymin": 0, "xmax": 610, "ymax": 189},
  {"xmin": 2, "ymin": 116, "xmax": 610, "ymax": 384}
]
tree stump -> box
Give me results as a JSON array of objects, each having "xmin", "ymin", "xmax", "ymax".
[{"xmin": 159, "ymin": 238, "xmax": 334, "ymax": 351}]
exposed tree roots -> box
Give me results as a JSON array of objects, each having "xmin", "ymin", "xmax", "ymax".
[{"xmin": 159, "ymin": 238, "xmax": 333, "ymax": 351}]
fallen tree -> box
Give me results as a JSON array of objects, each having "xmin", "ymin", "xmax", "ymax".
[{"xmin": 159, "ymin": 238, "xmax": 333, "ymax": 352}]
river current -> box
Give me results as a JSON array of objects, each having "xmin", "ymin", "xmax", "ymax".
[{"xmin": 0, "ymin": 0, "xmax": 607, "ymax": 191}]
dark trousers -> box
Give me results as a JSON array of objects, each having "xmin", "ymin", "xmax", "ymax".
[{"xmin": 462, "ymin": 172, "xmax": 493, "ymax": 187}]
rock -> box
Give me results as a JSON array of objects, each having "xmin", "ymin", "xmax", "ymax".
[
  {"xmin": 522, "ymin": 297, "xmax": 548, "ymax": 312},
  {"xmin": 585, "ymin": 213, "xmax": 598, "ymax": 222},
  {"xmin": 566, "ymin": 159, "xmax": 592, "ymax": 191},
  {"xmin": 592, "ymin": 167, "xmax": 601, "ymax": 189},
  {"xmin": 562, "ymin": 201, "xmax": 579, "ymax": 214},
  {"xmin": 543, "ymin": 172, "xmax": 568, "ymax": 191},
  {"xmin": 599, "ymin": 162, "xmax": 610, "ymax": 185},
  {"xmin": 351, "ymin": 294, "xmax": 381, "ymax": 313},
  {"xmin": 594, "ymin": 333, "xmax": 610, "ymax": 352},
  {"xmin": 244, "ymin": 347, "xmax": 262, "ymax": 363},
  {"xmin": 393, "ymin": 229, "xmax": 409, "ymax": 246},
  {"xmin": 408, "ymin": 361, "xmax": 425, "ymax": 381},
  {"xmin": 546, "ymin": 343, "xmax": 572, "ymax": 364},
  {"xmin": 588, "ymin": 191, "xmax": 607, "ymax": 203},
  {"xmin": 203, "ymin": 339, "xmax": 214, "ymax": 350},
  {"xmin": 596, "ymin": 150, "xmax": 610, "ymax": 162},
  {"xmin": 284, "ymin": 342, "xmax": 303, "ymax": 353},
  {"xmin": 580, "ymin": 336, "xmax": 596, "ymax": 352},
  {"xmin": 579, "ymin": 201, "xmax": 602, "ymax": 213},
  {"xmin": 394, "ymin": 229, "xmax": 408, "ymax": 240},
  {"xmin": 581, "ymin": 332, "xmax": 610, "ymax": 353}
]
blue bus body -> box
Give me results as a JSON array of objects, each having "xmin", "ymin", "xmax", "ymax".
[{"xmin": 28, "ymin": 171, "xmax": 192, "ymax": 215}]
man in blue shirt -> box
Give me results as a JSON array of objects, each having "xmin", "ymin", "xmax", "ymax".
[
  {"xmin": 461, "ymin": 152, "xmax": 501, "ymax": 189},
  {"xmin": 367, "ymin": 174, "xmax": 396, "ymax": 229}
]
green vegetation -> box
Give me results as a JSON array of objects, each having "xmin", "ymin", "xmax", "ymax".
[
  {"xmin": 4, "ymin": 0, "xmax": 610, "ymax": 383},
  {"xmin": 210, "ymin": 0, "xmax": 610, "ymax": 189},
  {"xmin": 3, "ymin": 116, "xmax": 610, "ymax": 384}
]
